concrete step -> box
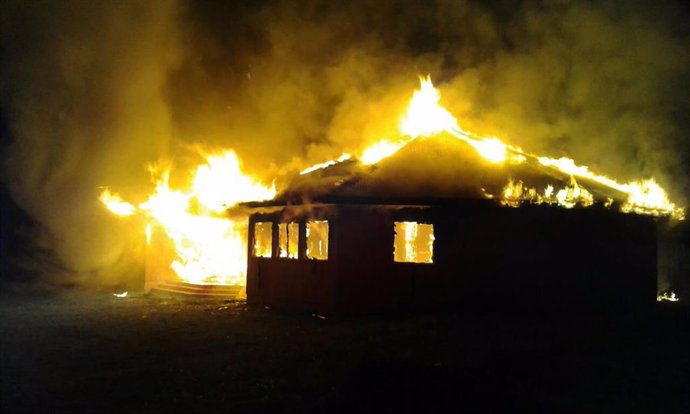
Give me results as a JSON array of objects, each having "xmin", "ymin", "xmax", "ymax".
[{"xmin": 152, "ymin": 280, "xmax": 245, "ymax": 298}]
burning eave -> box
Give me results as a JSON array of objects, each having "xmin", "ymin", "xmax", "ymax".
[{"xmin": 265, "ymin": 135, "xmax": 629, "ymax": 213}]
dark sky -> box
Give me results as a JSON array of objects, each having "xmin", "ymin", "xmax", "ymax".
[{"xmin": 1, "ymin": 0, "xmax": 689, "ymax": 285}]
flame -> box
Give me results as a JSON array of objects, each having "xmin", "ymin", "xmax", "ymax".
[
  {"xmin": 360, "ymin": 139, "xmax": 408, "ymax": 165},
  {"xmin": 471, "ymin": 137, "xmax": 507, "ymax": 163},
  {"xmin": 621, "ymin": 179, "xmax": 682, "ymax": 219},
  {"xmin": 555, "ymin": 177, "xmax": 594, "ymax": 208},
  {"xmin": 300, "ymin": 153, "xmax": 351, "ymax": 175},
  {"xmin": 99, "ymin": 189, "xmax": 137, "ymax": 216},
  {"xmin": 396, "ymin": 75, "xmax": 526, "ymax": 165},
  {"xmin": 393, "ymin": 221, "xmax": 434, "ymax": 263},
  {"xmin": 404, "ymin": 222, "xmax": 417, "ymax": 262},
  {"xmin": 537, "ymin": 157, "xmax": 683, "ymax": 219},
  {"xmin": 193, "ymin": 151, "xmax": 276, "ymax": 211},
  {"xmin": 657, "ymin": 291, "xmax": 679, "ymax": 302},
  {"xmin": 501, "ymin": 177, "xmax": 594, "ymax": 209},
  {"xmin": 100, "ymin": 149, "xmax": 275, "ymax": 285},
  {"xmin": 399, "ymin": 75, "xmax": 457, "ymax": 137},
  {"xmin": 363, "ymin": 76, "xmax": 684, "ymax": 219}
]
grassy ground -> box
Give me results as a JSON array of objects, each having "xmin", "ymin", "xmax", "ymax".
[{"xmin": 0, "ymin": 292, "xmax": 687, "ymax": 413}]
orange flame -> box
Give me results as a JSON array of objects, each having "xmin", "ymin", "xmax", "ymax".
[
  {"xmin": 100, "ymin": 149, "xmax": 275, "ymax": 285},
  {"xmin": 361, "ymin": 76, "xmax": 684, "ymax": 219}
]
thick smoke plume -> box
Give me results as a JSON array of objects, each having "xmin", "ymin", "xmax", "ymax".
[
  {"xmin": 1, "ymin": 0, "xmax": 181, "ymax": 288},
  {"xmin": 1, "ymin": 0, "xmax": 689, "ymax": 288}
]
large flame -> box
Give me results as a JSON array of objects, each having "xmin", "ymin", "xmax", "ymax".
[
  {"xmin": 399, "ymin": 77, "xmax": 457, "ymax": 137},
  {"xmin": 360, "ymin": 76, "xmax": 684, "ymax": 219},
  {"xmin": 101, "ymin": 149, "xmax": 275, "ymax": 285},
  {"xmin": 397, "ymin": 75, "xmax": 527, "ymax": 165}
]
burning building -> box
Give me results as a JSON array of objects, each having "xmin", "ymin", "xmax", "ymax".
[
  {"xmin": 240, "ymin": 78, "xmax": 681, "ymax": 313},
  {"xmin": 243, "ymin": 136, "xmax": 659, "ymax": 314},
  {"xmin": 100, "ymin": 77, "xmax": 683, "ymax": 312}
]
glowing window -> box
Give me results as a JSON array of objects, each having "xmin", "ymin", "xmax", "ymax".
[
  {"xmin": 253, "ymin": 222, "xmax": 273, "ymax": 258},
  {"xmin": 393, "ymin": 222, "xmax": 434, "ymax": 263},
  {"xmin": 278, "ymin": 222, "xmax": 299, "ymax": 259},
  {"xmin": 306, "ymin": 220, "xmax": 329, "ymax": 260}
]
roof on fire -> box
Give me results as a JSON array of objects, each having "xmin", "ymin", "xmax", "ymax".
[{"xmin": 243, "ymin": 134, "xmax": 627, "ymax": 208}]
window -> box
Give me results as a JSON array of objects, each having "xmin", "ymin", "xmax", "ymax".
[
  {"xmin": 253, "ymin": 222, "xmax": 273, "ymax": 258},
  {"xmin": 393, "ymin": 221, "xmax": 434, "ymax": 263},
  {"xmin": 306, "ymin": 220, "xmax": 329, "ymax": 260},
  {"xmin": 278, "ymin": 222, "xmax": 299, "ymax": 259}
]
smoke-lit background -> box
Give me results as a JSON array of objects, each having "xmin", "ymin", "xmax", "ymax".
[{"xmin": 1, "ymin": 0, "xmax": 689, "ymax": 290}]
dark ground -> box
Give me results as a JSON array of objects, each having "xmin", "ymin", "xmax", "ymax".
[{"xmin": 0, "ymin": 292, "xmax": 687, "ymax": 413}]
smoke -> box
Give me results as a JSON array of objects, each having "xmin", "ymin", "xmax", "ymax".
[
  {"xmin": 0, "ymin": 0, "xmax": 182, "ymax": 288},
  {"xmin": 170, "ymin": 0, "xmax": 689, "ymax": 196},
  {"xmin": 1, "ymin": 0, "xmax": 689, "ymax": 286},
  {"xmin": 442, "ymin": 1, "xmax": 690, "ymax": 200}
]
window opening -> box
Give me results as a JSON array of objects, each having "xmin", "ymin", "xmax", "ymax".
[
  {"xmin": 393, "ymin": 221, "xmax": 434, "ymax": 263},
  {"xmin": 306, "ymin": 220, "xmax": 329, "ymax": 260},
  {"xmin": 278, "ymin": 222, "xmax": 299, "ymax": 259},
  {"xmin": 253, "ymin": 222, "xmax": 273, "ymax": 258}
]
